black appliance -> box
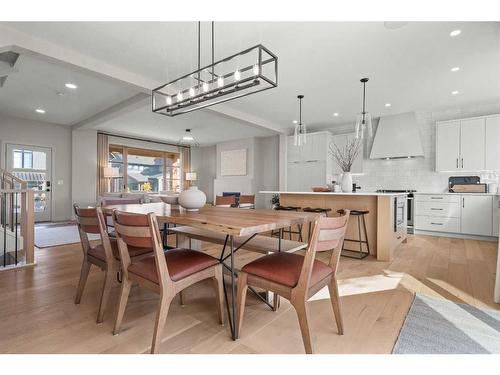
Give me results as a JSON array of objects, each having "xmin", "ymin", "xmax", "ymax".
[{"xmin": 376, "ymin": 189, "xmax": 416, "ymax": 234}]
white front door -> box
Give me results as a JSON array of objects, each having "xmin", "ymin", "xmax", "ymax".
[{"xmin": 6, "ymin": 144, "xmax": 52, "ymax": 222}]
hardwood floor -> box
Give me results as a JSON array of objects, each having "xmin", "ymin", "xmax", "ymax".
[{"xmin": 0, "ymin": 234, "xmax": 497, "ymax": 353}]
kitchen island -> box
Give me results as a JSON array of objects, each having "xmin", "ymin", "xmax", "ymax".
[{"xmin": 260, "ymin": 191, "xmax": 408, "ymax": 261}]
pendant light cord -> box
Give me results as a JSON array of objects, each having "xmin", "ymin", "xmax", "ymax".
[
  {"xmin": 362, "ymin": 80, "xmax": 366, "ymax": 124},
  {"xmin": 212, "ymin": 22, "xmax": 215, "ymax": 78},
  {"xmin": 197, "ymin": 21, "xmax": 201, "ymax": 85}
]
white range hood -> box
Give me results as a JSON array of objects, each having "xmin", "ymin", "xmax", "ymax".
[{"xmin": 369, "ymin": 112, "xmax": 424, "ymax": 159}]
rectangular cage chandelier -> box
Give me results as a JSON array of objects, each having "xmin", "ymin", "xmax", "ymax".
[{"xmin": 152, "ymin": 23, "xmax": 278, "ymax": 117}]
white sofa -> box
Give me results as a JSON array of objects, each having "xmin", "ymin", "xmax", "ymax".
[{"xmin": 98, "ymin": 191, "xmax": 178, "ymax": 205}]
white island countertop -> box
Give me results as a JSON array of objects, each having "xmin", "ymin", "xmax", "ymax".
[
  {"xmin": 416, "ymin": 192, "xmax": 500, "ymax": 196},
  {"xmin": 259, "ymin": 190, "xmax": 408, "ymax": 197}
]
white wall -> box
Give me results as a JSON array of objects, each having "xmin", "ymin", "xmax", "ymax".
[
  {"xmin": 194, "ymin": 135, "xmax": 280, "ymax": 208},
  {"xmin": 326, "ymin": 101, "xmax": 500, "ymax": 192},
  {"xmin": 72, "ymin": 129, "xmax": 97, "ymax": 208},
  {"xmin": 0, "ymin": 114, "xmax": 72, "ymax": 221},
  {"xmin": 191, "ymin": 145, "xmax": 216, "ymax": 203},
  {"xmin": 255, "ymin": 135, "xmax": 280, "ymax": 208}
]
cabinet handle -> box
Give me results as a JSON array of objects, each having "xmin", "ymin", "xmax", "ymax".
[
  {"xmin": 430, "ymin": 208, "xmax": 444, "ymax": 210},
  {"xmin": 462, "ymin": 197, "xmax": 465, "ymax": 208},
  {"xmin": 461, "ymin": 158, "xmax": 464, "ymax": 168},
  {"xmin": 430, "ymin": 222, "xmax": 444, "ymax": 225},
  {"xmin": 430, "ymin": 197, "xmax": 443, "ymax": 199},
  {"xmin": 456, "ymin": 158, "xmax": 458, "ymax": 168}
]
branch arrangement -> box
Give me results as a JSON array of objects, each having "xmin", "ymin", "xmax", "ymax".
[{"xmin": 329, "ymin": 138, "xmax": 362, "ymax": 172}]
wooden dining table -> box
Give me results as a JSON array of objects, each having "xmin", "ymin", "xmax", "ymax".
[{"xmin": 107, "ymin": 202, "xmax": 319, "ymax": 340}]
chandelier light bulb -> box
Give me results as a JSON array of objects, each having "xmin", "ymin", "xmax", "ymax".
[
  {"xmin": 177, "ymin": 92, "xmax": 183, "ymax": 101},
  {"xmin": 189, "ymin": 87, "xmax": 196, "ymax": 97},
  {"xmin": 202, "ymin": 82, "xmax": 209, "ymax": 92},
  {"xmin": 234, "ymin": 70, "xmax": 241, "ymax": 81},
  {"xmin": 166, "ymin": 96, "xmax": 172, "ymax": 105},
  {"xmin": 252, "ymin": 65, "xmax": 260, "ymax": 75},
  {"xmin": 217, "ymin": 76, "xmax": 224, "ymax": 88}
]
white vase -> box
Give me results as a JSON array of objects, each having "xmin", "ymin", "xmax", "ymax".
[
  {"xmin": 178, "ymin": 186, "xmax": 207, "ymax": 211},
  {"xmin": 341, "ymin": 172, "xmax": 353, "ymax": 193}
]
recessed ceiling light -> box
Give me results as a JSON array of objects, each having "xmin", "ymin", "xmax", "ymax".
[
  {"xmin": 65, "ymin": 83, "xmax": 77, "ymax": 89},
  {"xmin": 333, "ymin": 113, "xmax": 339, "ymax": 117},
  {"xmin": 385, "ymin": 103, "xmax": 392, "ymax": 107},
  {"xmin": 35, "ymin": 108, "xmax": 46, "ymax": 114},
  {"xmin": 450, "ymin": 29, "xmax": 461, "ymax": 37},
  {"xmin": 451, "ymin": 90, "xmax": 459, "ymax": 95},
  {"xmin": 292, "ymin": 120, "xmax": 298, "ymax": 124},
  {"xmin": 451, "ymin": 66, "xmax": 460, "ymax": 72}
]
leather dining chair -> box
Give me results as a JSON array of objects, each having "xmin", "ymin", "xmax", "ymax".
[
  {"xmin": 111, "ymin": 210, "xmax": 225, "ymax": 354},
  {"xmin": 238, "ymin": 194, "xmax": 255, "ymax": 209},
  {"xmin": 215, "ymin": 195, "xmax": 236, "ymax": 207},
  {"xmin": 235, "ymin": 211, "xmax": 350, "ymax": 354},
  {"xmin": 74, "ymin": 205, "xmax": 152, "ymax": 324}
]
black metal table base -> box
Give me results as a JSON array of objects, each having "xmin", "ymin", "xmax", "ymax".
[{"xmin": 218, "ymin": 229, "xmax": 282, "ymax": 340}]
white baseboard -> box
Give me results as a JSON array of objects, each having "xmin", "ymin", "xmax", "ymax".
[{"xmin": 414, "ymin": 230, "xmax": 498, "ymax": 242}]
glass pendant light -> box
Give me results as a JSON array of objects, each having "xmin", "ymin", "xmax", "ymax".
[
  {"xmin": 293, "ymin": 95, "xmax": 307, "ymax": 146},
  {"xmin": 178, "ymin": 129, "xmax": 200, "ymax": 147},
  {"xmin": 355, "ymin": 78, "xmax": 373, "ymax": 139}
]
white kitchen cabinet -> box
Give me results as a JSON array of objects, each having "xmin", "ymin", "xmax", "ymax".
[
  {"xmin": 493, "ymin": 197, "xmax": 500, "ymax": 237},
  {"xmin": 436, "ymin": 114, "xmax": 500, "ymax": 172},
  {"xmin": 287, "ymin": 137, "xmax": 302, "ymax": 163},
  {"xmin": 287, "ymin": 132, "xmax": 333, "ymax": 191},
  {"xmin": 436, "ymin": 121, "xmax": 461, "ymax": 171},
  {"xmin": 485, "ymin": 116, "xmax": 500, "ymax": 171},
  {"xmin": 331, "ymin": 132, "xmax": 363, "ymax": 175},
  {"xmin": 461, "ymin": 195, "xmax": 493, "ymax": 236},
  {"xmin": 460, "ymin": 118, "xmax": 485, "ymax": 171}
]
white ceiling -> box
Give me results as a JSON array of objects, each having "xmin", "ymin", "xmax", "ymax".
[
  {"xmin": 1, "ymin": 21, "xmax": 500, "ymax": 137},
  {"xmin": 0, "ymin": 53, "xmax": 139, "ymax": 125}
]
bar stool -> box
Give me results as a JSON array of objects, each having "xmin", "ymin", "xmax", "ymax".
[
  {"xmin": 303, "ymin": 207, "xmax": 332, "ymax": 240},
  {"xmin": 271, "ymin": 205, "xmax": 303, "ymax": 241},
  {"xmin": 337, "ymin": 209, "xmax": 370, "ymax": 259}
]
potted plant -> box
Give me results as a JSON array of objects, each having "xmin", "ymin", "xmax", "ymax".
[
  {"xmin": 329, "ymin": 138, "xmax": 362, "ymax": 192},
  {"xmin": 271, "ymin": 194, "xmax": 280, "ymax": 209}
]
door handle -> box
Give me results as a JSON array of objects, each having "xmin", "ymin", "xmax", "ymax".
[{"xmin": 430, "ymin": 222, "xmax": 444, "ymax": 225}]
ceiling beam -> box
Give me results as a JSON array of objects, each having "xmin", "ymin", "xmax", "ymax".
[
  {"xmin": 0, "ymin": 24, "xmax": 286, "ymax": 135},
  {"xmin": 206, "ymin": 104, "xmax": 285, "ymax": 134},
  {"xmin": 72, "ymin": 93, "xmax": 150, "ymax": 130}
]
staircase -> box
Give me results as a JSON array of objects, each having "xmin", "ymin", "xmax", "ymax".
[{"xmin": 0, "ymin": 168, "xmax": 34, "ymax": 270}]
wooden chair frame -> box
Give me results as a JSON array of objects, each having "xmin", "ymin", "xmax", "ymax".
[
  {"xmin": 74, "ymin": 204, "xmax": 119, "ymax": 324},
  {"xmin": 236, "ymin": 210, "xmax": 350, "ymax": 354},
  {"xmin": 215, "ymin": 195, "xmax": 236, "ymax": 207},
  {"xmin": 111, "ymin": 210, "xmax": 225, "ymax": 354}
]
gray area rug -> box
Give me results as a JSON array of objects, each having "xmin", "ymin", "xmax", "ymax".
[
  {"xmin": 35, "ymin": 224, "xmax": 99, "ymax": 248},
  {"xmin": 393, "ymin": 294, "xmax": 500, "ymax": 354}
]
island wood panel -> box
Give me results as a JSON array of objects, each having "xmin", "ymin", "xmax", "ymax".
[{"xmin": 280, "ymin": 194, "xmax": 378, "ymax": 256}]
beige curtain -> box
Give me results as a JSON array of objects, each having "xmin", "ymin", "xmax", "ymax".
[
  {"xmin": 97, "ymin": 133, "xmax": 109, "ymax": 196},
  {"xmin": 181, "ymin": 146, "xmax": 191, "ymax": 190}
]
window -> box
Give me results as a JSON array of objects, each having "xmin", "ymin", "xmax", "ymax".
[
  {"xmin": 107, "ymin": 145, "xmax": 182, "ymax": 193},
  {"xmin": 13, "ymin": 150, "xmax": 33, "ymax": 169},
  {"xmin": 108, "ymin": 146, "xmax": 125, "ymax": 192}
]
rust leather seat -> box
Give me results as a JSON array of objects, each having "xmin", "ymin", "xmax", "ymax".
[
  {"xmin": 128, "ymin": 248, "xmax": 219, "ymax": 283},
  {"xmin": 241, "ymin": 252, "xmax": 333, "ymax": 288},
  {"xmin": 87, "ymin": 238, "xmax": 152, "ymax": 262}
]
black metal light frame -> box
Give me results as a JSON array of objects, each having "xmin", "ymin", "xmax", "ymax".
[{"xmin": 152, "ymin": 23, "xmax": 278, "ymax": 117}]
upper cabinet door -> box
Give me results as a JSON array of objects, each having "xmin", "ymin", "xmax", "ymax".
[
  {"xmin": 460, "ymin": 118, "xmax": 485, "ymax": 171},
  {"xmin": 436, "ymin": 121, "xmax": 460, "ymax": 171},
  {"xmin": 485, "ymin": 116, "xmax": 500, "ymax": 171},
  {"xmin": 287, "ymin": 135, "xmax": 302, "ymax": 163},
  {"xmin": 331, "ymin": 133, "xmax": 363, "ymax": 175},
  {"xmin": 303, "ymin": 132, "xmax": 328, "ymax": 162}
]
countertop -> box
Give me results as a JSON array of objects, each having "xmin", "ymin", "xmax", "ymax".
[
  {"xmin": 415, "ymin": 192, "xmax": 500, "ymax": 196},
  {"xmin": 259, "ymin": 191, "xmax": 408, "ymax": 197}
]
